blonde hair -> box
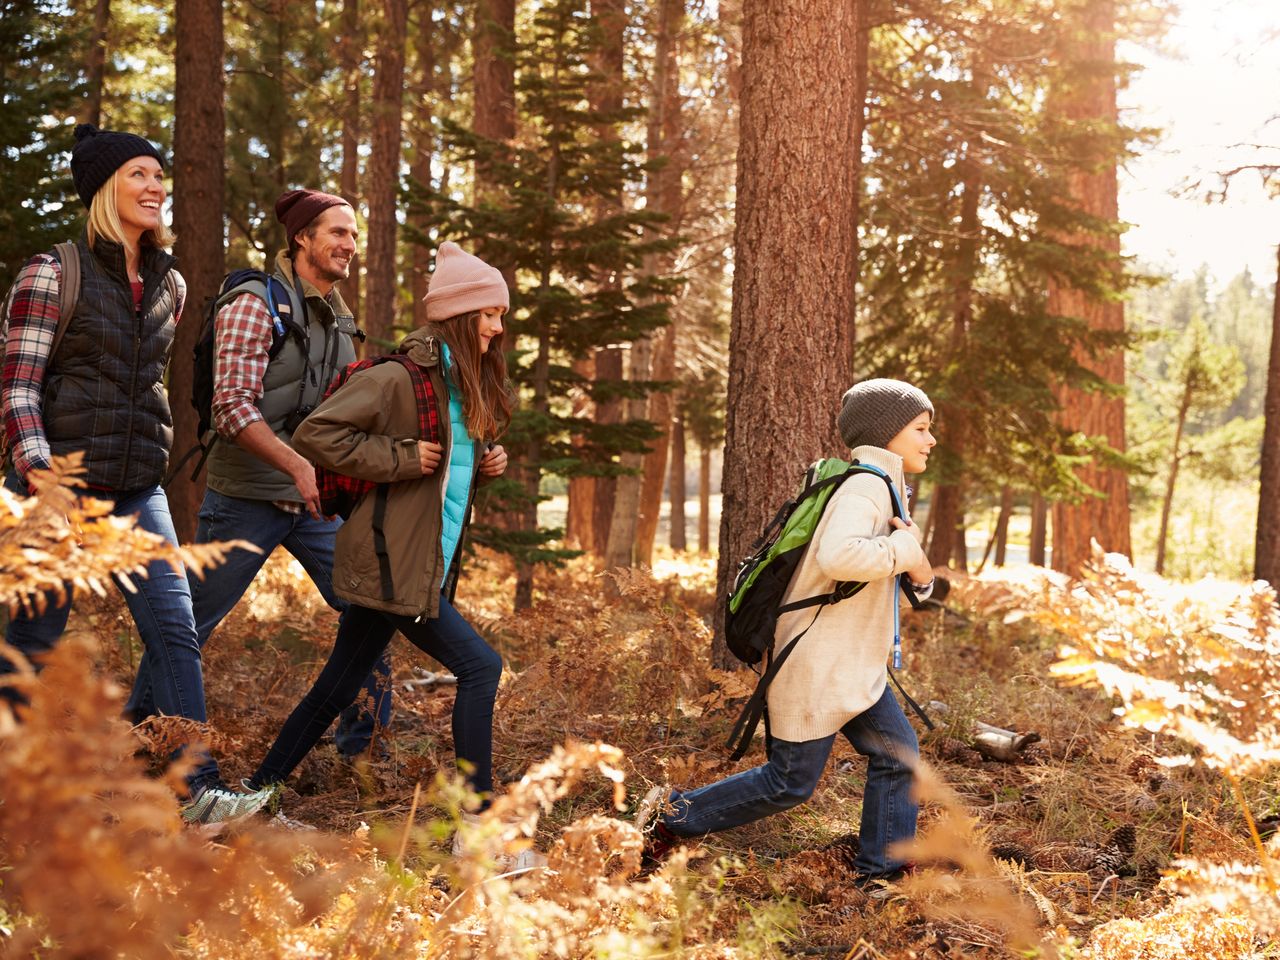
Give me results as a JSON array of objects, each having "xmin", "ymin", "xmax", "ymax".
[{"xmin": 86, "ymin": 166, "xmax": 177, "ymax": 254}]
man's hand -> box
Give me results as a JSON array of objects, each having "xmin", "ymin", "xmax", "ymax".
[
  {"xmin": 418, "ymin": 440, "xmax": 444, "ymax": 475},
  {"xmin": 479, "ymin": 443, "xmax": 508, "ymax": 478},
  {"xmin": 289, "ymin": 454, "xmax": 323, "ymax": 520},
  {"xmin": 890, "ymin": 516, "xmax": 933, "ymax": 585}
]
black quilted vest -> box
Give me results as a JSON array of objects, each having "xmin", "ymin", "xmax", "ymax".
[{"xmin": 42, "ymin": 237, "xmax": 178, "ymax": 491}]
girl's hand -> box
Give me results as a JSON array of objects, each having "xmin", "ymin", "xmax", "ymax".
[
  {"xmin": 418, "ymin": 440, "xmax": 443, "ymax": 475},
  {"xmin": 479, "ymin": 443, "xmax": 508, "ymax": 477}
]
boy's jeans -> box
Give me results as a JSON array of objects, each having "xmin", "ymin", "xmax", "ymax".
[
  {"xmin": 662, "ymin": 684, "xmax": 919, "ymax": 876},
  {"xmin": 0, "ymin": 475, "xmax": 217, "ymax": 792},
  {"xmin": 126, "ymin": 489, "xmax": 392, "ymax": 765}
]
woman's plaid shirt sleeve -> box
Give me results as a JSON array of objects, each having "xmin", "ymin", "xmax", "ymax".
[{"xmin": 2, "ymin": 255, "xmax": 61, "ymax": 481}]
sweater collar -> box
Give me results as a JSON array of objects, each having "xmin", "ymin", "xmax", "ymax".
[
  {"xmin": 850, "ymin": 445, "xmax": 906, "ymax": 494},
  {"xmin": 274, "ymin": 249, "xmax": 353, "ymax": 320}
]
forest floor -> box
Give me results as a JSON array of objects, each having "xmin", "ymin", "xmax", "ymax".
[{"xmin": 4, "ymin": 545, "xmax": 1274, "ymax": 958}]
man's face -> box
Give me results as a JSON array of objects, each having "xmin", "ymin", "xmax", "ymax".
[{"xmin": 296, "ymin": 204, "xmax": 358, "ymax": 284}]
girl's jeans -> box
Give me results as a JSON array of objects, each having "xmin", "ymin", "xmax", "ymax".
[
  {"xmin": 0, "ymin": 475, "xmax": 217, "ymax": 793},
  {"xmin": 249, "ymin": 595, "xmax": 502, "ymax": 796},
  {"xmin": 661, "ymin": 684, "xmax": 919, "ymax": 877}
]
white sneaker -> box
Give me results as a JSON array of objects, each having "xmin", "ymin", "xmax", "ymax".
[{"xmin": 181, "ymin": 781, "xmax": 275, "ymax": 827}]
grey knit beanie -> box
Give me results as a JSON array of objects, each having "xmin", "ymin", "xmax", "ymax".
[
  {"xmin": 70, "ymin": 123, "xmax": 165, "ymax": 209},
  {"xmin": 837, "ymin": 378, "xmax": 934, "ymax": 450}
]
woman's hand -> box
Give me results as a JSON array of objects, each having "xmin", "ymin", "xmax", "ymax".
[
  {"xmin": 890, "ymin": 516, "xmax": 934, "ymax": 585},
  {"xmin": 479, "ymin": 444, "xmax": 508, "ymax": 477},
  {"xmin": 418, "ymin": 440, "xmax": 443, "ymax": 475}
]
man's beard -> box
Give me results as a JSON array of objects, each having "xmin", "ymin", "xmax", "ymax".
[{"xmin": 302, "ymin": 249, "xmax": 349, "ymax": 284}]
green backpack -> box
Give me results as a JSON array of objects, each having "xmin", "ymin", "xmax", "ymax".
[{"xmin": 722, "ymin": 458, "xmax": 932, "ymax": 760}]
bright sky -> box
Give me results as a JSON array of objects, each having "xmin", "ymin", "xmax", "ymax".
[{"xmin": 1119, "ymin": 0, "xmax": 1280, "ymax": 284}]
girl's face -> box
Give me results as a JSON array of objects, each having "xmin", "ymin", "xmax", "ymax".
[
  {"xmin": 886, "ymin": 412, "xmax": 936, "ymax": 474},
  {"xmin": 475, "ymin": 307, "xmax": 505, "ymax": 354},
  {"xmin": 115, "ymin": 157, "xmax": 167, "ymax": 238}
]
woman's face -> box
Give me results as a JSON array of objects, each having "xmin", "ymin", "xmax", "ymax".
[
  {"xmin": 885, "ymin": 411, "xmax": 937, "ymax": 474},
  {"xmin": 475, "ymin": 307, "xmax": 505, "ymax": 354},
  {"xmin": 114, "ymin": 157, "xmax": 167, "ymax": 238}
]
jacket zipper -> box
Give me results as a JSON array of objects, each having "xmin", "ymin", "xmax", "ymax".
[{"xmin": 120, "ymin": 282, "xmax": 145, "ymax": 485}]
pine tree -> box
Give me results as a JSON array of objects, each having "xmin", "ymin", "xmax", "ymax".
[{"xmin": 1258, "ymin": 245, "xmax": 1280, "ymax": 588}]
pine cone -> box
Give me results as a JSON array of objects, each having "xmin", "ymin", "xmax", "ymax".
[{"xmin": 1091, "ymin": 824, "xmax": 1136, "ymax": 878}]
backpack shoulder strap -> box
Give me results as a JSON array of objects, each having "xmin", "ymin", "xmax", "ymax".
[{"xmin": 51, "ymin": 241, "xmax": 80, "ymax": 359}]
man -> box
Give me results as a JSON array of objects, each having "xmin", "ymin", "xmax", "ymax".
[{"xmin": 129, "ymin": 188, "xmax": 393, "ymax": 763}]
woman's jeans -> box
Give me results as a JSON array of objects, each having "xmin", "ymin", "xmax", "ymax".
[
  {"xmin": 0, "ymin": 476, "xmax": 217, "ymax": 792},
  {"xmin": 249, "ymin": 595, "xmax": 502, "ymax": 796},
  {"xmin": 661, "ymin": 685, "xmax": 919, "ymax": 877}
]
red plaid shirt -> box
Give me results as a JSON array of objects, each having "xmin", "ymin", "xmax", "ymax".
[
  {"xmin": 211, "ymin": 292, "xmax": 279, "ymax": 439},
  {"xmin": 2, "ymin": 254, "xmax": 186, "ymax": 482}
]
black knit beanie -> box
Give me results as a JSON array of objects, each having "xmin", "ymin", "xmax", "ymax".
[
  {"xmin": 837, "ymin": 378, "xmax": 934, "ymax": 450},
  {"xmin": 70, "ymin": 123, "xmax": 165, "ymax": 209}
]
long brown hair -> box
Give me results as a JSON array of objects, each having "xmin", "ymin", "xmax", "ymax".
[{"xmin": 429, "ymin": 311, "xmax": 513, "ymax": 441}]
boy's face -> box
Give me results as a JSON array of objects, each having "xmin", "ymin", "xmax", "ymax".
[{"xmin": 886, "ymin": 412, "xmax": 936, "ymax": 474}]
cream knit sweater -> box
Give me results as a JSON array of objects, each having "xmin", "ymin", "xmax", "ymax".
[{"xmin": 765, "ymin": 445, "xmax": 929, "ymax": 743}]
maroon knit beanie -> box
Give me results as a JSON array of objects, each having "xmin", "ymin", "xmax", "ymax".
[{"xmin": 274, "ymin": 189, "xmax": 351, "ymax": 246}]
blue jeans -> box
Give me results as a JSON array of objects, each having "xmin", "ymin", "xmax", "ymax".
[
  {"xmin": 248, "ymin": 596, "xmax": 502, "ymax": 797},
  {"xmin": 0, "ymin": 476, "xmax": 216, "ymax": 792},
  {"xmin": 661, "ymin": 685, "xmax": 919, "ymax": 877},
  {"xmin": 125, "ymin": 489, "xmax": 393, "ymax": 765}
]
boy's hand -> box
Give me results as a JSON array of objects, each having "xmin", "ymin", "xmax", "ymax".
[{"xmin": 890, "ymin": 516, "xmax": 934, "ymax": 584}]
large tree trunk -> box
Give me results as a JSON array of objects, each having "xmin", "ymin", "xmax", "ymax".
[
  {"xmin": 409, "ymin": 2, "xmax": 434, "ymax": 331},
  {"xmin": 698, "ymin": 440, "xmax": 711, "ymax": 554},
  {"xmin": 632, "ymin": 0, "xmax": 686, "ymax": 566},
  {"xmin": 1049, "ymin": 0, "xmax": 1131, "ymax": 575},
  {"xmin": 168, "ymin": 0, "xmax": 225, "ymax": 543},
  {"xmin": 993, "ymin": 486, "xmax": 1013, "ymax": 567},
  {"xmin": 473, "ymin": 0, "xmax": 515, "ymax": 201},
  {"xmin": 713, "ymin": 0, "xmax": 865, "ymax": 666},
  {"xmin": 1029, "ymin": 493, "xmax": 1048, "ymax": 566},
  {"xmin": 79, "ymin": 0, "xmax": 110, "ymax": 127},
  {"xmin": 338, "ymin": 0, "xmax": 362, "ymax": 334},
  {"xmin": 1257, "ymin": 244, "xmax": 1280, "ymax": 589},
  {"xmin": 669, "ymin": 410, "xmax": 687, "ymax": 550},
  {"xmin": 364, "ymin": 0, "xmax": 408, "ymax": 353}
]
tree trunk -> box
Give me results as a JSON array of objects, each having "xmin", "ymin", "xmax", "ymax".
[
  {"xmin": 409, "ymin": 2, "xmax": 434, "ymax": 331},
  {"xmin": 592, "ymin": 346, "xmax": 623, "ymax": 557},
  {"xmin": 565, "ymin": 356, "xmax": 595, "ymax": 551},
  {"xmin": 473, "ymin": 0, "xmax": 515, "ymax": 207},
  {"xmin": 79, "ymin": 0, "xmax": 111, "ymax": 127},
  {"xmin": 669, "ymin": 410, "xmax": 687, "ymax": 550},
  {"xmin": 1155, "ymin": 368, "xmax": 1195, "ymax": 575},
  {"xmin": 168, "ymin": 0, "xmax": 225, "ymax": 543},
  {"xmin": 698, "ymin": 441, "xmax": 711, "ymax": 554},
  {"xmin": 338, "ymin": 0, "xmax": 362, "ymax": 334},
  {"xmin": 1049, "ymin": 0, "xmax": 1131, "ymax": 575},
  {"xmin": 993, "ymin": 485, "xmax": 1013, "ymax": 567},
  {"xmin": 713, "ymin": 0, "xmax": 865, "ymax": 667},
  {"xmin": 604, "ymin": 340, "xmax": 651, "ymax": 571},
  {"xmin": 1029, "ymin": 493, "xmax": 1048, "ymax": 567},
  {"xmin": 1257, "ymin": 244, "xmax": 1280, "ymax": 589},
  {"xmin": 632, "ymin": 0, "xmax": 685, "ymax": 566},
  {"xmin": 364, "ymin": 0, "xmax": 408, "ymax": 353}
]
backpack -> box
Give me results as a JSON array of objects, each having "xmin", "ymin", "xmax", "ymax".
[
  {"xmin": 313, "ymin": 353, "xmax": 441, "ymax": 601},
  {"xmin": 165, "ymin": 268, "xmax": 308, "ymax": 484},
  {"xmin": 722, "ymin": 458, "xmax": 932, "ymax": 760}
]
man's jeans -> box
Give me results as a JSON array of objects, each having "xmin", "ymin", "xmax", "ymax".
[
  {"xmin": 249, "ymin": 596, "xmax": 501, "ymax": 797},
  {"xmin": 661, "ymin": 684, "xmax": 920, "ymax": 877},
  {"xmin": 0, "ymin": 476, "xmax": 217, "ymax": 792},
  {"xmin": 126, "ymin": 489, "xmax": 392, "ymax": 763}
]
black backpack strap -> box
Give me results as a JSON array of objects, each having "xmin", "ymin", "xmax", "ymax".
[
  {"xmin": 371, "ymin": 483, "xmax": 394, "ymax": 601},
  {"xmin": 887, "ymin": 666, "xmax": 934, "ymax": 730}
]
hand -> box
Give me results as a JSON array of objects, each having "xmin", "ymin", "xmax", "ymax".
[
  {"xmin": 890, "ymin": 517, "xmax": 933, "ymax": 584},
  {"xmin": 418, "ymin": 440, "xmax": 443, "ymax": 475},
  {"xmin": 479, "ymin": 443, "xmax": 508, "ymax": 478},
  {"xmin": 290, "ymin": 457, "xmax": 323, "ymax": 520}
]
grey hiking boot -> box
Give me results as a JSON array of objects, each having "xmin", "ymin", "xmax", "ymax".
[{"xmin": 181, "ymin": 781, "xmax": 276, "ymax": 828}]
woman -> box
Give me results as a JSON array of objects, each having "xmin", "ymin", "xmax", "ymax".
[
  {"xmin": 248, "ymin": 242, "xmax": 512, "ymax": 817},
  {"xmin": 0, "ymin": 123, "xmax": 273, "ymax": 826}
]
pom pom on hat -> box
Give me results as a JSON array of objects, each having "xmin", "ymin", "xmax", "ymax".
[
  {"xmin": 423, "ymin": 242, "xmax": 509, "ymax": 321},
  {"xmin": 70, "ymin": 123, "xmax": 165, "ymax": 209}
]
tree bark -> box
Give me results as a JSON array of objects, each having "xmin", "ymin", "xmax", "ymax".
[
  {"xmin": 1155, "ymin": 377, "xmax": 1192, "ymax": 576},
  {"xmin": 993, "ymin": 485, "xmax": 1013, "ymax": 567},
  {"xmin": 409, "ymin": 2, "xmax": 434, "ymax": 331},
  {"xmin": 364, "ymin": 0, "xmax": 409, "ymax": 353},
  {"xmin": 669, "ymin": 410, "xmax": 687, "ymax": 550},
  {"xmin": 1049, "ymin": 0, "xmax": 1132, "ymax": 575},
  {"xmin": 79, "ymin": 0, "xmax": 111, "ymax": 128},
  {"xmin": 698, "ymin": 441, "xmax": 711, "ymax": 554},
  {"xmin": 473, "ymin": 0, "xmax": 515, "ymax": 206},
  {"xmin": 338, "ymin": 0, "xmax": 362, "ymax": 334},
  {"xmin": 1030, "ymin": 493, "xmax": 1048, "ymax": 567},
  {"xmin": 169, "ymin": 0, "xmax": 225, "ymax": 542},
  {"xmin": 1257, "ymin": 244, "xmax": 1280, "ymax": 589},
  {"xmin": 713, "ymin": 0, "xmax": 865, "ymax": 666}
]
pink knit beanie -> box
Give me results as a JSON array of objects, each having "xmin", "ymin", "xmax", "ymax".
[{"xmin": 423, "ymin": 242, "xmax": 509, "ymax": 321}]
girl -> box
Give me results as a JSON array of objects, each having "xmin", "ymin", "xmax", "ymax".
[
  {"xmin": 249, "ymin": 242, "xmax": 513, "ymax": 819},
  {"xmin": 0, "ymin": 123, "xmax": 273, "ymax": 826},
  {"xmin": 642, "ymin": 378, "xmax": 937, "ymax": 886}
]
